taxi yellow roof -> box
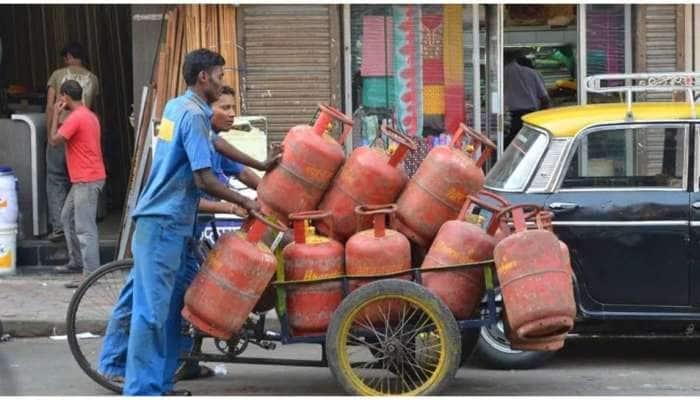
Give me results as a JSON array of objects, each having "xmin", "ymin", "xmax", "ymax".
[{"xmin": 522, "ymin": 102, "xmax": 694, "ymax": 137}]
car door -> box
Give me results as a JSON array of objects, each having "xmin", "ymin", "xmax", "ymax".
[
  {"xmin": 545, "ymin": 123, "xmax": 691, "ymax": 314},
  {"xmin": 689, "ymin": 123, "xmax": 700, "ymax": 306}
]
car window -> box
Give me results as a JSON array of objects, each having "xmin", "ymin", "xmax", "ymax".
[
  {"xmin": 485, "ymin": 126, "xmax": 549, "ymax": 191},
  {"xmin": 561, "ymin": 125, "xmax": 687, "ymax": 189}
]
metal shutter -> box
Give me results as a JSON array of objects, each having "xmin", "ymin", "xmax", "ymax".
[
  {"xmin": 240, "ymin": 5, "xmax": 341, "ymax": 144},
  {"xmin": 635, "ymin": 5, "xmax": 684, "ymax": 173},
  {"xmin": 637, "ymin": 5, "xmax": 681, "ymax": 101}
]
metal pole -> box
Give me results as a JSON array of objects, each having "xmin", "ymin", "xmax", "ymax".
[
  {"xmin": 578, "ymin": 4, "xmax": 588, "ymax": 105},
  {"xmin": 495, "ymin": 4, "xmax": 504, "ymax": 158},
  {"xmin": 625, "ymin": 4, "xmax": 632, "ymax": 92},
  {"xmin": 472, "ymin": 4, "xmax": 481, "ymax": 133},
  {"xmin": 695, "ymin": 5, "xmax": 700, "ymax": 71},
  {"xmin": 686, "ymin": 4, "xmax": 693, "ymax": 72},
  {"xmin": 342, "ymin": 4, "xmax": 353, "ymax": 153}
]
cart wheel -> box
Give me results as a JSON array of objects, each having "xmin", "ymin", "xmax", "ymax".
[{"xmin": 326, "ymin": 279, "xmax": 461, "ymax": 396}]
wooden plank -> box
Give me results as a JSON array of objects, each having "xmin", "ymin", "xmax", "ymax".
[
  {"xmin": 117, "ymin": 87, "xmax": 154, "ymax": 259},
  {"xmin": 154, "ymin": 50, "xmax": 168, "ymax": 120},
  {"xmin": 217, "ymin": 5, "xmax": 240, "ymax": 113},
  {"xmin": 200, "ymin": 5, "xmax": 207, "ymax": 51},
  {"xmin": 173, "ymin": 6, "xmax": 186, "ymax": 99},
  {"xmin": 209, "ymin": 6, "xmax": 219, "ymax": 52},
  {"xmin": 154, "ymin": 9, "xmax": 176, "ymax": 119},
  {"xmin": 193, "ymin": 4, "xmax": 202, "ymax": 53}
]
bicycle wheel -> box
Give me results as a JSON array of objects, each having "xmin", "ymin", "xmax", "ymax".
[
  {"xmin": 66, "ymin": 259, "xmax": 133, "ymax": 394},
  {"xmin": 326, "ymin": 279, "xmax": 461, "ymax": 396}
]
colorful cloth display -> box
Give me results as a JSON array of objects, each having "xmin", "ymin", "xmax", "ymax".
[
  {"xmin": 361, "ymin": 16, "xmax": 393, "ymax": 77},
  {"xmin": 393, "ymin": 5, "xmax": 423, "ymax": 137},
  {"xmin": 423, "ymin": 85, "xmax": 445, "ymax": 115},
  {"xmin": 421, "ymin": 14, "xmax": 444, "ymax": 85},
  {"xmin": 443, "ymin": 5, "xmax": 465, "ymax": 134},
  {"xmin": 362, "ymin": 77, "xmax": 395, "ymax": 108}
]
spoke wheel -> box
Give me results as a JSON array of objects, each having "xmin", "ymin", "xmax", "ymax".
[
  {"xmin": 326, "ymin": 279, "xmax": 461, "ymax": 396},
  {"xmin": 66, "ymin": 259, "xmax": 133, "ymax": 394}
]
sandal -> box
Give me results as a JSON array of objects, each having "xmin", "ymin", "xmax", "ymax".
[{"xmin": 164, "ymin": 389, "xmax": 192, "ymax": 396}]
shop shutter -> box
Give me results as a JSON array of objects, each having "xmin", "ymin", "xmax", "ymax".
[
  {"xmin": 240, "ymin": 5, "xmax": 341, "ymax": 144},
  {"xmin": 636, "ymin": 5, "xmax": 683, "ymax": 171},
  {"xmin": 638, "ymin": 5, "xmax": 680, "ymax": 101}
]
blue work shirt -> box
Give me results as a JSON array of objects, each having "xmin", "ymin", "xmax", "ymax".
[
  {"xmin": 208, "ymin": 131, "xmax": 244, "ymax": 184},
  {"xmin": 132, "ymin": 90, "xmax": 214, "ymax": 235}
]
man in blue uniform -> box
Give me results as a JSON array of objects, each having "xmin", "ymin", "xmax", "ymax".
[{"xmin": 102, "ymin": 49, "xmax": 258, "ymax": 396}]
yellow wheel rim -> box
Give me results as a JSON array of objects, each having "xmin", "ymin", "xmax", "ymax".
[{"xmin": 336, "ymin": 294, "xmax": 448, "ymax": 396}]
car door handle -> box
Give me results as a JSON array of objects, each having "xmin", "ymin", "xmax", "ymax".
[
  {"xmin": 549, "ymin": 202, "xmax": 579, "ymax": 211},
  {"xmin": 692, "ymin": 202, "xmax": 700, "ymax": 210}
]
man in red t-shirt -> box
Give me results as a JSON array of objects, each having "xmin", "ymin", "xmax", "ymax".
[{"xmin": 48, "ymin": 80, "xmax": 106, "ymax": 288}]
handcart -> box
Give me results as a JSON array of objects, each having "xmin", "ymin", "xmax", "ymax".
[{"xmin": 66, "ymin": 223, "xmax": 501, "ymax": 396}]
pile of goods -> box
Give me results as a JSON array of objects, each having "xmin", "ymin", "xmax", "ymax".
[{"xmin": 182, "ymin": 104, "xmax": 576, "ymax": 351}]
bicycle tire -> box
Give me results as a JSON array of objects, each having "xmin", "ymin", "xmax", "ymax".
[{"xmin": 66, "ymin": 259, "xmax": 133, "ymax": 394}]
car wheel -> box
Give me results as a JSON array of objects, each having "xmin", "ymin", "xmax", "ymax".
[
  {"xmin": 471, "ymin": 316, "xmax": 555, "ymax": 370},
  {"xmin": 460, "ymin": 329, "xmax": 480, "ymax": 366},
  {"xmin": 470, "ymin": 290, "xmax": 556, "ymax": 370}
]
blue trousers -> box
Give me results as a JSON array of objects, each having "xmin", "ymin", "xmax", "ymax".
[{"xmin": 97, "ymin": 217, "xmax": 200, "ymax": 395}]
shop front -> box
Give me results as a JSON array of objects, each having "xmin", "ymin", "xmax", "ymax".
[{"xmin": 344, "ymin": 4, "xmax": 687, "ymax": 161}]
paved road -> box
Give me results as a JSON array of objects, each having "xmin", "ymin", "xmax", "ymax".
[{"xmin": 1, "ymin": 336, "xmax": 700, "ymax": 395}]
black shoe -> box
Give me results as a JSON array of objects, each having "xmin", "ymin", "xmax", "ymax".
[
  {"xmin": 55, "ymin": 264, "xmax": 82, "ymax": 274},
  {"xmin": 47, "ymin": 231, "xmax": 65, "ymax": 242},
  {"xmin": 164, "ymin": 389, "xmax": 192, "ymax": 396}
]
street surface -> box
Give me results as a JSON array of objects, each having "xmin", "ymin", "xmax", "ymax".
[{"xmin": 1, "ymin": 336, "xmax": 700, "ymax": 395}]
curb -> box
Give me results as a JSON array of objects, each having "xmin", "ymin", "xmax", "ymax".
[
  {"xmin": 2, "ymin": 313, "xmax": 282, "ymax": 339},
  {"xmin": 2, "ymin": 319, "xmax": 68, "ymax": 338}
]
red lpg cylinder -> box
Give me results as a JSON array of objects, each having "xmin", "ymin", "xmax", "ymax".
[
  {"xmin": 506, "ymin": 211, "xmax": 572, "ymax": 352},
  {"xmin": 317, "ymin": 125, "xmax": 417, "ymax": 242},
  {"xmin": 257, "ymin": 104, "xmax": 353, "ymax": 225},
  {"xmin": 420, "ymin": 193, "xmax": 504, "ymax": 320},
  {"xmin": 229, "ymin": 216, "xmax": 288, "ymax": 313},
  {"xmin": 534, "ymin": 210, "xmax": 574, "ymax": 276},
  {"xmin": 395, "ymin": 123, "xmax": 496, "ymax": 249},
  {"xmin": 182, "ymin": 211, "xmax": 288, "ymax": 339},
  {"xmin": 506, "ymin": 314, "xmax": 567, "ymax": 352},
  {"xmin": 493, "ymin": 205, "xmax": 576, "ymax": 347},
  {"xmin": 345, "ymin": 205, "xmax": 411, "ymax": 322},
  {"xmin": 283, "ymin": 211, "xmax": 345, "ymax": 336}
]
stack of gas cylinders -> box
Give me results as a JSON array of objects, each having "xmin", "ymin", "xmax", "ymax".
[{"xmin": 182, "ymin": 106, "xmax": 576, "ymax": 351}]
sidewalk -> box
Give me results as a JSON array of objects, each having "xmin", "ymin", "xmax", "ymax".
[
  {"xmin": 0, "ymin": 269, "xmax": 281, "ymax": 338},
  {"xmin": 0, "ymin": 270, "xmax": 79, "ymax": 337}
]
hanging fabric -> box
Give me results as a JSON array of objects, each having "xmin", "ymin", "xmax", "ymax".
[
  {"xmin": 422, "ymin": 12, "xmax": 445, "ymax": 119},
  {"xmin": 361, "ymin": 15, "xmax": 393, "ymax": 77},
  {"xmin": 443, "ymin": 5, "xmax": 465, "ymax": 134},
  {"xmin": 392, "ymin": 5, "xmax": 423, "ymax": 137}
]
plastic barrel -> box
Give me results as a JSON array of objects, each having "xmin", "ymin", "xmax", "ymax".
[
  {"xmin": 0, "ymin": 224, "xmax": 17, "ymax": 275},
  {"xmin": 0, "ymin": 166, "xmax": 18, "ymax": 226}
]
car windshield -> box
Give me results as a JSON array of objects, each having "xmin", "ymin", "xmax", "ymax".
[{"xmin": 485, "ymin": 126, "xmax": 549, "ymax": 191}]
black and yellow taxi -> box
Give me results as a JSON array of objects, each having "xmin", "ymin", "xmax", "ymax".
[{"xmin": 472, "ymin": 73, "xmax": 700, "ymax": 369}]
